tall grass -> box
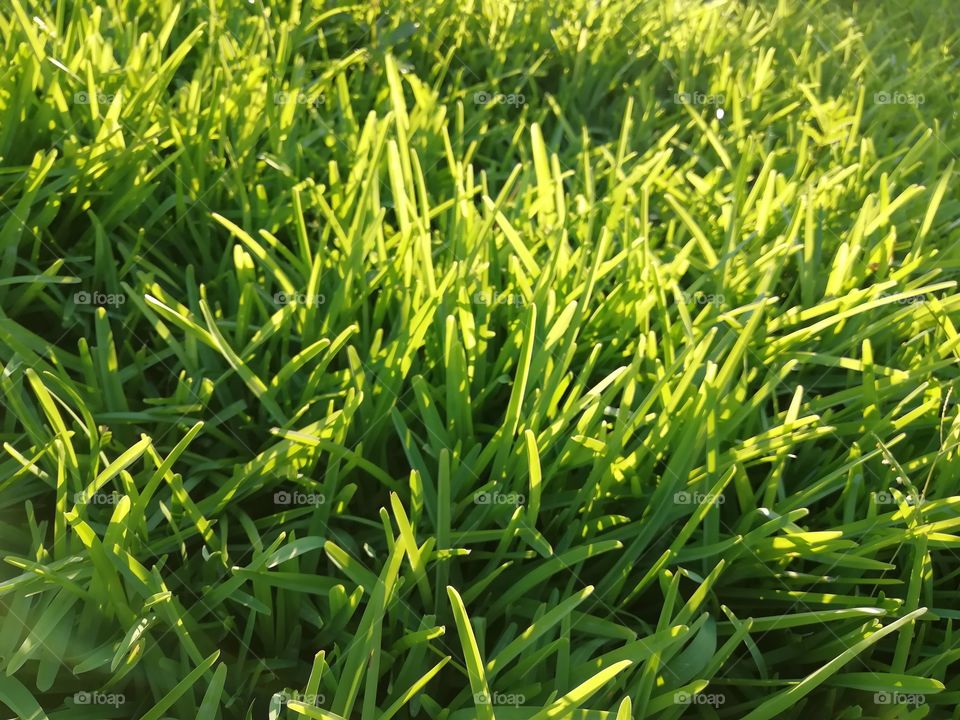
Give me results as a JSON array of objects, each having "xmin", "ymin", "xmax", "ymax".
[{"xmin": 1, "ymin": 0, "xmax": 960, "ymax": 717}]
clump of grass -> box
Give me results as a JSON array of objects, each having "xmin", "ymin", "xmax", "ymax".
[{"xmin": 1, "ymin": 0, "xmax": 960, "ymax": 717}]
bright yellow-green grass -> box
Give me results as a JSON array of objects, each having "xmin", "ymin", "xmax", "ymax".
[{"xmin": 1, "ymin": 0, "xmax": 960, "ymax": 717}]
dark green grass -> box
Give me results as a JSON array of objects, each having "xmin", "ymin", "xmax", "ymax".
[{"xmin": 2, "ymin": 0, "xmax": 960, "ymax": 717}]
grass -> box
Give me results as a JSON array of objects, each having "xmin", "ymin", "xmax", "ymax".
[{"xmin": 2, "ymin": 0, "xmax": 960, "ymax": 717}]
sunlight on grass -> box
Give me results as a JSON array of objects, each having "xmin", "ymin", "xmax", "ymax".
[{"xmin": 1, "ymin": 0, "xmax": 959, "ymax": 717}]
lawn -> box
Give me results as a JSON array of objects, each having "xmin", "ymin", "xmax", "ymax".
[{"xmin": 2, "ymin": 0, "xmax": 960, "ymax": 718}]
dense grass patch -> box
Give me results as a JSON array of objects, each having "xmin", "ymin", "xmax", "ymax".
[{"xmin": 2, "ymin": 0, "xmax": 960, "ymax": 717}]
